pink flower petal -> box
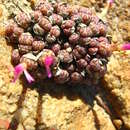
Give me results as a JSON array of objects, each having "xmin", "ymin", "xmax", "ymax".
[
  {"xmin": 12, "ymin": 64, "xmax": 25, "ymax": 82},
  {"xmin": 108, "ymin": 0, "xmax": 114, "ymax": 5},
  {"xmin": 45, "ymin": 66, "xmax": 52, "ymax": 78},
  {"xmin": 44, "ymin": 56, "xmax": 54, "ymax": 66},
  {"xmin": 121, "ymin": 43, "xmax": 130, "ymax": 50},
  {"xmin": 23, "ymin": 70, "xmax": 35, "ymax": 83},
  {"xmin": 44, "ymin": 56, "xmax": 54, "ymax": 78}
]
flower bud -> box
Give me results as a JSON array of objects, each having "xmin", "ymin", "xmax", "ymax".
[
  {"xmin": 79, "ymin": 27, "xmax": 93, "ymax": 37},
  {"xmin": 80, "ymin": 12, "xmax": 91, "ymax": 24},
  {"xmin": 63, "ymin": 27, "xmax": 75, "ymax": 36},
  {"xmin": 71, "ymin": 14, "xmax": 81, "ymax": 24}
]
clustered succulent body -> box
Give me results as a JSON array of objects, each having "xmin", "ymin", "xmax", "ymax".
[{"xmin": 5, "ymin": 0, "xmax": 112, "ymax": 85}]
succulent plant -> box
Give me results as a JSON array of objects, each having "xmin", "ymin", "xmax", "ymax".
[
  {"xmin": 5, "ymin": 0, "xmax": 113, "ymax": 85},
  {"xmin": 11, "ymin": 49, "xmax": 20, "ymax": 65}
]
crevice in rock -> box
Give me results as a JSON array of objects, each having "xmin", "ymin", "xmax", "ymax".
[
  {"xmin": 8, "ymin": 85, "xmax": 27, "ymax": 130},
  {"xmin": 92, "ymin": 108, "xmax": 101, "ymax": 130},
  {"xmin": 11, "ymin": 0, "xmax": 25, "ymax": 12},
  {"xmin": 35, "ymin": 91, "xmax": 43, "ymax": 130},
  {"xmin": 94, "ymin": 84, "xmax": 124, "ymax": 130}
]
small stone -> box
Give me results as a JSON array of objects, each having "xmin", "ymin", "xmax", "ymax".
[
  {"xmin": 9, "ymin": 104, "xmax": 17, "ymax": 113},
  {"xmin": 113, "ymin": 119, "xmax": 123, "ymax": 129}
]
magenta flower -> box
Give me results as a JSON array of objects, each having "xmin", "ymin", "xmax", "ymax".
[
  {"xmin": 23, "ymin": 70, "xmax": 35, "ymax": 83},
  {"xmin": 121, "ymin": 43, "xmax": 130, "ymax": 50},
  {"xmin": 108, "ymin": 0, "xmax": 114, "ymax": 6},
  {"xmin": 44, "ymin": 56, "xmax": 54, "ymax": 78},
  {"xmin": 12, "ymin": 63, "xmax": 34, "ymax": 83}
]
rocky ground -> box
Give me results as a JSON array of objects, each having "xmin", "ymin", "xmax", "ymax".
[{"xmin": 0, "ymin": 0, "xmax": 129, "ymax": 130}]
